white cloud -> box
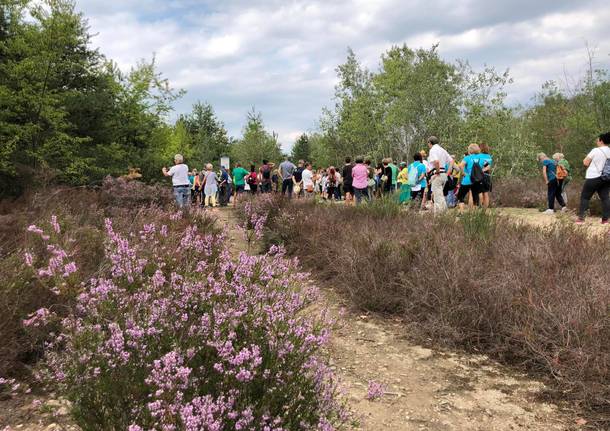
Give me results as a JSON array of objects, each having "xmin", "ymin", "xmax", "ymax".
[{"xmin": 76, "ymin": 0, "xmax": 610, "ymax": 150}]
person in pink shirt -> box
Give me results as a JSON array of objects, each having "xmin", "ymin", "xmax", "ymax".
[{"xmin": 351, "ymin": 156, "xmax": 370, "ymax": 204}]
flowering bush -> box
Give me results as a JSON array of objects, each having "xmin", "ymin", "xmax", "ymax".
[
  {"xmin": 236, "ymin": 194, "xmax": 287, "ymax": 253},
  {"xmin": 26, "ymin": 214, "xmax": 348, "ymax": 430},
  {"xmin": 366, "ymin": 381, "xmax": 386, "ymax": 401}
]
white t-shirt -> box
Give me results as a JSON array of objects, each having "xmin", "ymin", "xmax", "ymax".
[
  {"xmin": 585, "ymin": 146, "xmax": 610, "ymax": 179},
  {"xmin": 428, "ymin": 144, "xmax": 452, "ymax": 172},
  {"xmin": 302, "ymin": 168, "xmax": 314, "ymax": 188},
  {"xmin": 168, "ymin": 164, "xmax": 190, "ymax": 186}
]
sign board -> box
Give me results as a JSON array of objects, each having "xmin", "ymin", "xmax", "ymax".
[{"xmin": 220, "ymin": 156, "xmax": 230, "ymax": 169}]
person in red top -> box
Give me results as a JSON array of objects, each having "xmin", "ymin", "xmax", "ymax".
[
  {"xmin": 351, "ymin": 157, "xmax": 370, "ymax": 204},
  {"xmin": 259, "ymin": 160, "xmax": 272, "ymax": 193},
  {"xmin": 247, "ymin": 164, "xmax": 258, "ymax": 194}
]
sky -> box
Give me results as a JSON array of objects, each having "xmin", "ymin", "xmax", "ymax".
[{"xmin": 76, "ymin": 0, "xmax": 610, "ymax": 151}]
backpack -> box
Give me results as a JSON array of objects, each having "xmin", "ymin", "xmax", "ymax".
[
  {"xmin": 408, "ymin": 165, "xmax": 419, "ymax": 186},
  {"xmin": 262, "ymin": 165, "xmax": 271, "ymax": 180},
  {"xmin": 601, "ymin": 148, "xmax": 610, "ymax": 182},
  {"xmin": 247, "ymin": 172, "xmax": 256, "ymax": 185},
  {"xmin": 556, "ymin": 163, "xmax": 569, "ymax": 180},
  {"xmin": 470, "ymin": 159, "xmax": 484, "ymax": 184}
]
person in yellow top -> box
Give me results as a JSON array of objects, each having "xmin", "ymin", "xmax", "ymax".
[
  {"xmin": 397, "ymin": 162, "xmax": 411, "ymax": 204},
  {"xmin": 397, "ymin": 162, "xmax": 409, "ymax": 186}
]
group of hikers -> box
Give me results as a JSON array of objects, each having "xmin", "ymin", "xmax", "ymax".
[{"xmin": 162, "ymin": 132, "xmax": 610, "ymax": 224}]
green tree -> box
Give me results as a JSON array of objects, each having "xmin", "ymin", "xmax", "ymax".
[
  {"xmin": 180, "ymin": 101, "xmax": 230, "ymax": 167},
  {"xmin": 290, "ymin": 133, "xmax": 310, "ymax": 162},
  {"xmin": 231, "ymin": 108, "xmax": 282, "ymax": 166}
]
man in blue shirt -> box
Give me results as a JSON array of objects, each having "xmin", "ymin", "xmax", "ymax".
[
  {"xmin": 537, "ymin": 153, "xmax": 567, "ymax": 214},
  {"xmin": 279, "ymin": 156, "xmax": 297, "ymax": 198}
]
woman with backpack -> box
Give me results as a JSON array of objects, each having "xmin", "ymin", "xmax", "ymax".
[
  {"xmin": 576, "ymin": 132, "xmax": 610, "ymax": 224},
  {"xmin": 537, "ymin": 152, "xmax": 567, "ymax": 214},
  {"xmin": 457, "ymin": 144, "xmax": 485, "ymax": 209},
  {"xmin": 247, "ymin": 164, "xmax": 258, "ymax": 194},
  {"xmin": 408, "ymin": 153, "xmax": 427, "ymax": 202},
  {"xmin": 553, "ymin": 153, "xmax": 571, "ymax": 205}
]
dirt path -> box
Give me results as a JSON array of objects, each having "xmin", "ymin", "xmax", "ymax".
[
  {"xmin": 496, "ymin": 208, "xmax": 608, "ymax": 236},
  {"xmin": 218, "ymin": 207, "xmax": 580, "ymax": 431}
]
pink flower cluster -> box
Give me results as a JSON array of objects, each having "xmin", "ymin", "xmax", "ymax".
[
  {"xmin": 24, "ymin": 219, "xmax": 77, "ymax": 288},
  {"xmin": 29, "ymin": 213, "xmax": 348, "ymax": 430},
  {"xmin": 366, "ymin": 380, "xmax": 386, "ymax": 401}
]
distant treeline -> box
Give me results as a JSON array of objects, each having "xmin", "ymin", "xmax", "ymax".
[
  {"xmin": 306, "ymin": 45, "xmax": 610, "ymax": 176},
  {"xmin": 1, "ymin": 1, "xmax": 609, "ymax": 196}
]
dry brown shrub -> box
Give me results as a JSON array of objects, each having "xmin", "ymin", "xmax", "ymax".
[{"xmin": 267, "ymin": 201, "xmax": 610, "ymax": 423}]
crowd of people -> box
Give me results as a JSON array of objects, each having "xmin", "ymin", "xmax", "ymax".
[{"xmin": 162, "ymin": 132, "xmax": 610, "ymax": 224}]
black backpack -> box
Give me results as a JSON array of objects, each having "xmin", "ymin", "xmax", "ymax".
[
  {"xmin": 262, "ymin": 165, "xmax": 271, "ymax": 180},
  {"xmin": 470, "ymin": 159, "xmax": 484, "ymax": 184}
]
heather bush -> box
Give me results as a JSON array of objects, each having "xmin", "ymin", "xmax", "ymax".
[
  {"xmin": 100, "ymin": 176, "xmax": 174, "ymax": 209},
  {"xmin": 267, "ymin": 201, "xmax": 610, "ymax": 421},
  {"xmin": 24, "ymin": 214, "xmax": 348, "ymax": 430},
  {"xmin": 0, "ymin": 186, "xmax": 220, "ymax": 378}
]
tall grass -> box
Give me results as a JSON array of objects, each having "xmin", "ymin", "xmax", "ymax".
[{"xmin": 265, "ymin": 201, "xmax": 610, "ymax": 424}]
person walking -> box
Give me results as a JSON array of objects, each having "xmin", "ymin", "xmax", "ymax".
[
  {"xmin": 351, "ymin": 157, "xmax": 369, "ymax": 204},
  {"xmin": 427, "ymin": 136, "xmax": 453, "ymax": 214},
  {"xmin": 302, "ymin": 163, "xmax": 315, "ymax": 198},
  {"xmin": 327, "ymin": 167, "xmax": 339, "ymax": 201},
  {"xmin": 537, "ymin": 153, "xmax": 567, "ymax": 214},
  {"xmin": 342, "ymin": 157, "xmax": 354, "ymax": 204},
  {"xmin": 382, "ymin": 159, "xmax": 392, "ymax": 195},
  {"xmin": 408, "ymin": 153, "xmax": 427, "ymax": 202},
  {"xmin": 479, "ymin": 143, "xmax": 494, "ymax": 208},
  {"xmin": 162, "ymin": 154, "xmax": 190, "ymax": 208},
  {"xmin": 218, "ymin": 165, "xmax": 231, "ymax": 207},
  {"xmin": 576, "ymin": 132, "xmax": 610, "ymax": 224},
  {"xmin": 397, "ymin": 162, "xmax": 411, "ymax": 204},
  {"xmin": 203, "ymin": 164, "xmax": 218, "ymax": 208},
  {"xmin": 247, "ymin": 164, "xmax": 258, "ymax": 194},
  {"xmin": 388, "ymin": 158, "xmax": 399, "ymax": 192},
  {"xmin": 293, "ymin": 160, "xmax": 305, "ymax": 198},
  {"xmin": 457, "ymin": 144, "xmax": 485, "ymax": 210},
  {"xmin": 279, "ymin": 156, "xmax": 296, "ymax": 197},
  {"xmin": 260, "ymin": 160, "xmax": 272, "ymax": 193},
  {"xmin": 232, "ymin": 163, "xmax": 249, "ymax": 206},
  {"xmin": 553, "ymin": 153, "xmax": 571, "ymax": 205}
]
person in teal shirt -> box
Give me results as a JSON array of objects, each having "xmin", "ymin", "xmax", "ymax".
[
  {"xmin": 537, "ymin": 152, "xmax": 566, "ymax": 213},
  {"xmin": 232, "ymin": 163, "xmax": 250, "ymax": 205},
  {"xmin": 458, "ymin": 144, "xmax": 487, "ymax": 208},
  {"xmin": 408, "ymin": 153, "xmax": 427, "ymax": 201},
  {"xmin": 479, "ymin": 143, "xmax": 494, "ymax": 208}
]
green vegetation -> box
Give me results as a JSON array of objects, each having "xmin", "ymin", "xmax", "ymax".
[{"xmin": 316, "ymin": 45, "xmax": 610, "ymax": 176}]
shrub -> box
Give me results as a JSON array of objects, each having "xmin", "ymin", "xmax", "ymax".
[
  {"xmin": 99, "ymin": 176, "xmax": 174, "ymax": 209},
  {"xmin": 0, "ymin": 183, "xmax": 220, "ymax": 377},
  {"xmin": 267, "ymin": 202, "xmax": 610, "ymax": 422},
  {"xmin": 25, "ymin": 215, "xmax": 348, "ymax": 430}
]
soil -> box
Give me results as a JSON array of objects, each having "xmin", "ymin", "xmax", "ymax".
[{"xmin": 1, "ymin": 206, "xmax": 596, "ymax": 431}]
